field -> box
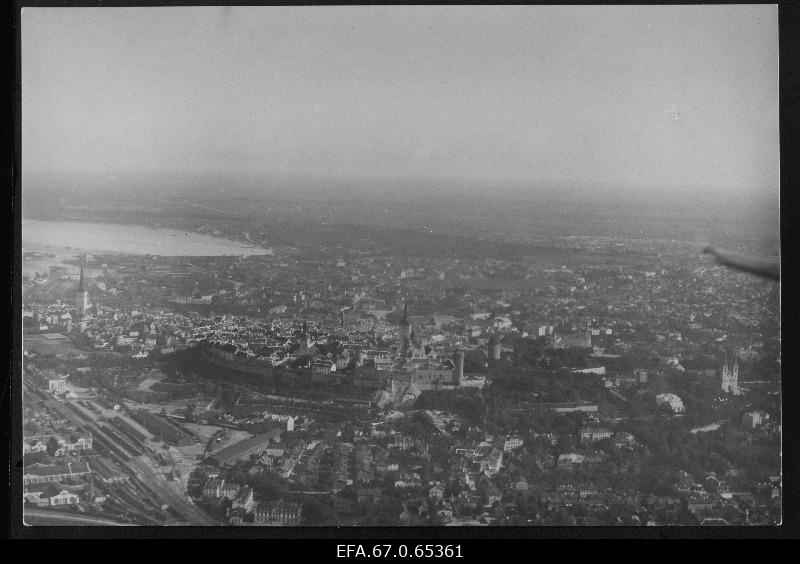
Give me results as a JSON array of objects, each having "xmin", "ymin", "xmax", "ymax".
[{"xmin": 24, "ymin": 333, "xmax": 86, "ymax": 357}]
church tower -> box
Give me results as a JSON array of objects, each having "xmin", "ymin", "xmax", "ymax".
[
  {"xmin": 398, "ymin": 299, "xmax": 411, "ymax": 357},
  {"xmin": 721, "ymin": 352, "xmax": 740, "ymax": 395},
  {"xmin": 75, "ymin": 254, "xmax": 89, "ymax": 318},
  {"xmin": 302, "ymin": 318, "xmax": 312, "ymax": 350},
  {"xmin": 721, "ymin": 357, "xmax": 731, "ymax": 393}
]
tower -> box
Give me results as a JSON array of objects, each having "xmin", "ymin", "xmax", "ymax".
[
  {"xmin": 75, "ymin": 254, "xmax": 89, "ymax": 318},
  {"xmin": 489, "ymin": 335, "xmax": 502, "ymax": 361},
  {"xmin": 454, "ymin": 350, "xmax": 464, "ymax": 387},
  {"xmin": 721, "ymin": 360, "xmax": 731, "ymax": 393},
  {"xmin": 721, "ymin": 351, "xmax": 739, "ymax": 394},
  {"xmin": 302, "ymin": 318, "xmax": 311, "ymax": 350},
  {"xmin": 398, "ymin": 298, "xmax": 411, "ymax": 356}
]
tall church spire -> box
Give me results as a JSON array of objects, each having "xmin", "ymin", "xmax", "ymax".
[
  {"xmin": 75, "ymin": 254, "xmax": 89, "ymax": 317},
  {"xmin": 78, "ymin": 254, "xmax": 85, "ymax": 292}
]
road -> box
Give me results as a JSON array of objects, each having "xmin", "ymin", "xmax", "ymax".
[{"xmin": 24, "ymin": 508, "xmax": 134, "ymax": 526}]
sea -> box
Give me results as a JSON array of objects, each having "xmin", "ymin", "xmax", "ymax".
[{"xmin": 22, "ymin": 219, "xmax": 272, "ymax": 277}]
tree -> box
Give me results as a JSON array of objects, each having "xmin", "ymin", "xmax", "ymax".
[
  {"xmin": 302, "ymin": 499, "xmax": 332, "ymax": 525},
  {"xmin": 46, "ymin": 436, "xmax": 60, "ymax": 456}
]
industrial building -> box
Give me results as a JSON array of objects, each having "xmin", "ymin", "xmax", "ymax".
[{"xmin": 207, "ymin": 429, "xmax": 283, "ymax": 467}]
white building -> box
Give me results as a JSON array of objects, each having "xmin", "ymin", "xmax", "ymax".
[
  {"xmin": 656, "ymin": 393, "xmax": 685, "ymax": 414},
  {"xmin": 502, "ymin": 437, "xmax": 524, "ymax": 452},
  {"xmin": 579, "ymin": 428, "xmax": 612, "ymax": 443}
]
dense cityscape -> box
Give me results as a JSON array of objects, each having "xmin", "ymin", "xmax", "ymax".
[
  {"xmin": 18, "ymin": 4, "xmax": 780, "ymax": 532},
  {"xmin": 21, "ymin": 203, "xmax": 781, "ymax": 526}
]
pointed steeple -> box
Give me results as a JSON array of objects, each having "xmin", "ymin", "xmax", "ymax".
[
  {"xmin": 78, "ymin": 254, "xmax": 85, "ymax": 292},
  {"xmin": 400, "ymin": 297, "xmax": 409, "ymax": 326}
]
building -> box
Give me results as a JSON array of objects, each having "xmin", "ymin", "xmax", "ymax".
[
  {"xmin": 55, "ymin": 436, "xmax": 93, "ymax": 456},
  {"xmin": 398, "ymin": 300, "xmax": 411, "ymax": 357},
  {"xmin": 48, "ymin": 265, "xmax": 68, "ymax": 280},
  {"xmin": 721, "ymin": 358, "xmax": 741, "ymax": 395},
  {"xmin": 428, "ymin": 484, "xmax": 444, "ymax": 500},
  {"xmin": 655, "ymin": 393, "xmax": 685, "ymax": 414},
  {"xmin": 479, "ymin": 448, "xmax": 504, "ymax": 476},
  {"xmin": 48, "ymin": 489, "xmax": 81, "ymax": 506},
  {"xmin": 557, "ymin": 453, "xmax": 585, "ymax": 472},
  {"xmin": 539, "ymin": 401, "xmax": 598, "ymax": 414},
  {"xmin": 503, "ymin": 437, "xmax": 524, "ymax": 452},
  {"xmin": 488, "ymin": 335, "xmax": 502, "ymax": 360},
  {"xmin": 553, "ymin": 330, "xmax": 592, "ymax": 349},
  {"xmin": 23, "ymin": 462, "xmax": 91, "ymax": 486},
  {"xmin": 48, "ymin": 376, "xmax": 68, "ymax": 394},
  {"xmin": 219, "ymin": 481, "xmax": 241, "ymax": 500},
  {"xmin": 203, "ymin": 478, "xmax": 223, "ymax": 498},
  {"xmin": 572, "ymin": 366, "xmax": 606, "ymax": 375},
  {"xmin": 232, "ymin": 486, "xmax": 255, "ymax": 513},
  {"xmin": 207, "ymin": 429, "xmax": 282, "ymax": 467},
  {"xmin": 24, "ymin": 484, "xmax": 80, "ymax": 507},
  {"xmin": 579, "ymin": 428, "xmax": 612, "ymax": 443},
  {"xmin": 131, "ymin": 410, "xmax": 195, "ymax": 446},
  {"xmin": 742, "ymin": 410, "xmax": 769, "ymax": 429},
  {"xmin": 75, "ymin": 254, "xmax": 89, "ymax": 318},
  {"xmin": 253, "ymin": 500, "xmax": 302, "ymax": 525},
  {"xmin": 23, "ymin": 440, "xmax": 48, "ymax": 455}
]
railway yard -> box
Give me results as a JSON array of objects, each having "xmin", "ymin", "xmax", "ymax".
[{"xmin": 22, "ymin": 348, "xmax": 220, "ymax": 525}]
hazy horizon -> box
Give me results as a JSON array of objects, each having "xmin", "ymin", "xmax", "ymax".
[{"xmin": 22, "ymin": 5, "xmax": 779, "ymax": 203}]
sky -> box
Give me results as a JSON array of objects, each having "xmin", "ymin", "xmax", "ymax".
[{"xmin": 22, "ymin": 5, "xmax": 779, "ymax": 200}]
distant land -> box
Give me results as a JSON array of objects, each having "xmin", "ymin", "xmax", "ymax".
[{"xmin": 21, "ymin": 172, "xmax": 780, "ymax": 256}]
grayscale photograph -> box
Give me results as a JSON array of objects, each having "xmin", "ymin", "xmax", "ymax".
[{"xmin": 19, "ymin": 5, "xmax": 780, "ymax": 527}]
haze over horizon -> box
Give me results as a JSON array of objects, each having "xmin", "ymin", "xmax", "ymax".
[{"xmin": 22, "ymin": 5, "xmax": 778, "ymax": 203}]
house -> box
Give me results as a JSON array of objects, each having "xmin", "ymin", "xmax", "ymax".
[
  {"xmin": 533, "ymin": 453, "xmax": 555, "ymax": 471},
  {"xmin": 48, "ymin": 489, "xmax": 81, "ymax": 506},
  {"xmin": 478, "ymin": 476, "xmax": 502, "ymax": 505},
  {"xmin": 686, "ymin": 495, "xmax": 715, "ymax": 515},
  {"xmin": 227, "ymin": 507, "xmax": 247, "ymax": 526},
  {"xmin": 479, "ymin": 448, "xmax": 504, "ymax": 476},
  {"xmin": 578, "ymin": 428, "xmax": 612, "ymax": 443},
  {"xmin": 742, "ymin": 410, "xmax": 769, "ymax": 429},
  {"xmin": 503, "ymin": 437, "xmax": 524, "ymax": 452},
  {"xmin": 23, "ymin": 440, "xmax": 48, "ymax": 455},
  {"xmin": 206, "ymin": 429, "xmax": 282, "ymax": 467},
  {"xmin": 428, "ymin": 484, "xmax": 444, "ymax": 501},
  {"xmin": 253, "ymin": 500, "xmax": 303, "ymax": 526},
  {"xmin": 655, "ymin": 393, "xmax": 685, "ymax": 414},
  {"xmin": 557, "ymin": 454, "xmax": 585, "ymax": 472},
  {"xmin": 437, "ymin": 507, "xmax": 454, "ymax": 523},
  {"xmin": 203, "ymin": 478, "xmax": 223, "ymax": 498},
  {"xmin": 25, "ymin": 484, "xmax": 81, "ymax": 507},
  {"xmin": 613, "ymin": 432, "xmax": 637, "ymax": 449},
  {"xmin": 23, "ymin": 487, "xmax": 53, "ymax": 507},
  {"xmin": 219, "ymin": 481, "xmax": 241, "ymax": 500},
  {"xmin": 23, "ymin": 462, "xmax": 91, "ymax": 486},
  {"xmin": 232, "ymin": 486, "xmax": 255, "ymax": 513}
]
